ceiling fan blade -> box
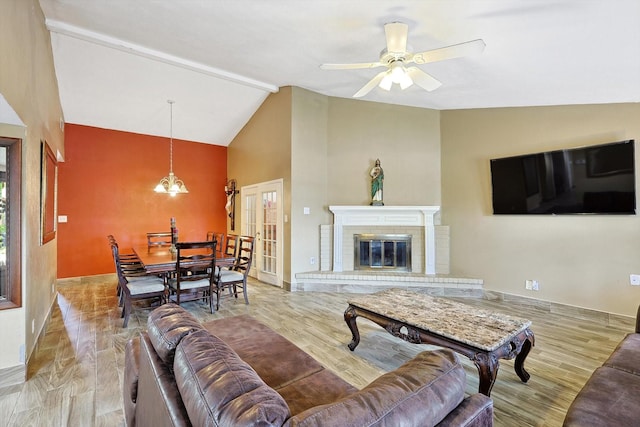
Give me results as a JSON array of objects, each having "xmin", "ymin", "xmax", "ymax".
[
  {"xmin": 320, "ymin": 62, "xmax": 383, "ymax": 70},
  {"xmin": 406, "ymin": 67, "xmax": 442, "ymax": 92},
  {"xmin": 412, "ymin": 39, "xmax": 486, "ymax": 64},
  {"xmin": 353, "ymin": 70, "xmax": 388, "ymax": 98},
  {"xmin": 384, "ymin": 22, "xmax": 408, "ymax": 53}
]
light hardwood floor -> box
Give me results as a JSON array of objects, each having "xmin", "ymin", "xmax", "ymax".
[{"xmin": 0, "ymin": 276, "xmax": 634, "ymax": 426}]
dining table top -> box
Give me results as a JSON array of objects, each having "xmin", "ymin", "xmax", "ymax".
[{"xmin": 133, "ymin": 245, "xmax": 235, "ymax": 274}]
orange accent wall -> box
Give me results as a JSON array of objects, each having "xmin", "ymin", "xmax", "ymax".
[{"xmin": 57, "ymin": 124, "xmax": 228, "ymax": 278}]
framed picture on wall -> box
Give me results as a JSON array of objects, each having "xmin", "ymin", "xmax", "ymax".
[{"xmin": 41, "ymin": 140, "xmax": 57, "ymax": 244}]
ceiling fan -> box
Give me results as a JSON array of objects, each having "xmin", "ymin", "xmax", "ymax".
[{"xmin": 320, "ymin": 22, "xmax": 485, "ymax": 98}]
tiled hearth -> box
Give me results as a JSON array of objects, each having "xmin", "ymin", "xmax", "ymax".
[{"xmin": 293, "ymin": 270, "xmax": 483, "ymax": 296}]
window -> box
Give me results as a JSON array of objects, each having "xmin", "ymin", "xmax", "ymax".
[{"xmin": 0, "ymin": 137, "xmax": 21, "ymax": 309}]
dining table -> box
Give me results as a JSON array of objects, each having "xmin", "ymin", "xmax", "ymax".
[{"xmin": 133, "ymin": 245, "xmax": 236, "ymax": 275}]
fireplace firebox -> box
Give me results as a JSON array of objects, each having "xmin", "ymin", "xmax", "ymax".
[{"xmin": 354, "ymin": 234, "xmax": 411, "ymax": 272}]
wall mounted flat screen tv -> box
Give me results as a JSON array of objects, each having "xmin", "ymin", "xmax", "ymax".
[{"xmin": 490, "ymin": 140, "xmax": 636, "ymax": 215}]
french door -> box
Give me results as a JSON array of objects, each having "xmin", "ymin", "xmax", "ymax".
[{"xmin": 240, "ymin": 179, "xmax": 283, "ymax": 287}]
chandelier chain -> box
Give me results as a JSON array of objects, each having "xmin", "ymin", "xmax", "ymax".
[
  {"xmin": 154, "ymin": 99, "xmax": 188, "ymax": 195},
  {"xmin": 168, "ymin": 99, "xmax": 174, "ymax": 173}
]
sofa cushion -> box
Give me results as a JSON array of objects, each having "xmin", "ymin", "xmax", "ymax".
[
  {"xmin": 174, "ymin": 329, "xmax": 291, "ymax": 427},
  {"xmin": 602, "ymin": 333, "xmax": 640, "ymax": 375},
  {"xmin": 205, "ymin": 315, "xmax": 357, "ymax": 415},
  {"xmin": 147, "ymin": 303, "xmax": 204, "ymax": 366},
  {"xmin": 284, "ymin": 349, "xmax": 466, "ymax": 427},
  {"xmin": 275, "ymin": 367, "xmax": 358, "ymax": 416},
  {"xmin": 564, "ymin": 365, "xmax": 640, "ymax": 426}
]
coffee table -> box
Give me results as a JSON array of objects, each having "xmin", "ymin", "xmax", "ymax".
[{"xmin": 344, "ymin": 288, "xmax": 534, "ymax": 396}]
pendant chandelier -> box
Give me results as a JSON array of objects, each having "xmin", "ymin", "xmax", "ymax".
[{"xmin": 154, "ymin": 100, "xmax": 188, "ymax": 196}]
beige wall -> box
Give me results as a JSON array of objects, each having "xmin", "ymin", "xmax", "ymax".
[
  {"xmin": 228, "ymin": 87, "xmax": 293, "ymax": 283},
  {"xmin": 229, "ymin": 91, "xmax": 442, "ymax": 287},
  {"xmin": 0, "ymin": 0, "xmax": 64, "ymax": 373},
  {"xmin": 230, "ymin": 85, "xmax": 639, "ymax": 317},
  {"xmin": 441, "ymin": 104, "xmax": 640, "ymax": 316},
  {"xmin": 327, "ymin": 98, "xmax": 441, "ymax": 206},
  {"xmin": 290, "ymin": 88, "xmax": 329, "ymax": 282}
]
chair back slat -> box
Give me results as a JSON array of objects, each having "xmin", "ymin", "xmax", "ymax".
[
  {"xmin": 212, "ymin": 235, "xmax": 254, "ymax": 310},
  {"xmin": 147, "ymin": 232, "xmax": 172, "ymax": 249},
  {"xmin": 206, "ymin": 232, "xmax": 225, "ymax": 256},
  {"xmin": 175, "ymin": 240, "xmax": 217, "ymax": 285},
  {"xmin": 233, "ymin": 236, "xmax": 255, "ymax": 274},
  {"xmin": 225, "ymin": 234, "xmax": 239, "ymax": 258}
]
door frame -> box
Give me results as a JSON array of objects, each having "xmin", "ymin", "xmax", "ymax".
[{"xmin": 240, "ymin": 178, "xmax": 284, "ymax": 287}]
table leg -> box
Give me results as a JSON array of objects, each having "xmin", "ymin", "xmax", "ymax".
[
  {"xmin": 344, "ymin": 305, "xmax": 360, "ymax": 351},
  {"xmin": 514, "ymin": 329, "xmax": 534, "ymax": 383},
  {"xmin": 473, "ymin": 352, "xmax": 500, "ymax": 397}
]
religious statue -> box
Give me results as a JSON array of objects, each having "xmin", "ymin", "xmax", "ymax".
[
  {"xmin": 370, "ymin": 158, "xmax": 384, "ymax": 206},
  {"xmin": 224, "ymin": 179, "xmax": 238, "ymax": 230}
]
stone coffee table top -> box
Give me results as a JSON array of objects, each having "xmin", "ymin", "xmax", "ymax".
[{"xmin": 348, "ymin": 288, "xmax": 532, "ymax": 352}]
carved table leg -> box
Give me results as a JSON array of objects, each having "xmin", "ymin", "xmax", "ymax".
[
  {"xmin": 473, "ymin": 352, "xmax": 500, "ymax": 397},
  {"xmin": 514, "ymin": 329, "xmax": 534, "ymax": 383},
  {"xmin": 344, "ymin": 305, "xmax": 360, "ymax": 351}
]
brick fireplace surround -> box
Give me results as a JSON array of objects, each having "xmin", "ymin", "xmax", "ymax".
[{"xmin": 294, "ymin": 206, "xmax": 483, "ymax": 295}]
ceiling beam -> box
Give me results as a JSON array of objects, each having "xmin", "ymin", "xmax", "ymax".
[{"xmin": 45, "ymin": 19, "xmax": 279, "ymax": 94}]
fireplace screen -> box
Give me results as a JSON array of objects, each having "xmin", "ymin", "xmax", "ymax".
[{"xmin": 354, "ymin": 234, "xmax": 411, "ymax": 271}]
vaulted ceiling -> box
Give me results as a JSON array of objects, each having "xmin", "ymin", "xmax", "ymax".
[{"xmin": 38, "ymin": 0, "xmax": 640, "ymax": 146}]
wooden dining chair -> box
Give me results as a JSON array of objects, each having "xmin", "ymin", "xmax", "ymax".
[
  {"xmin": 224, "ymin": 233, "xmax": 239, "ymax": 258},
  {"xmin": 214, "ymin": 235, "xmax": 255, "ymax": 310},
  {"xmin": 111, "ymin": 240, "xmax": 166, "ymax": 327},
  {"xmin": 168, "ymin": 240, "xmax": 218, "ymax": 313},
  {"xmin": 108, "ymin": 235, "xmax": 148, "ymax": 302},
  {"xmin": 147, "ymin": 232, "xmax": 172, "ymax": 249},
  {"xmin": 107, "ymin": 235, "xmax": 139, "ymax": 262},
  {"xmin": 206, "ymin": 231, "xmax": 225, "ymax": 256}
]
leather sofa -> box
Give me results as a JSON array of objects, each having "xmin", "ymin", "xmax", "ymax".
[
  {"xmin": 124, "ymin": 303, "xmax": 493, "ymax": 426},
  {"xmin": 563, "ymin": 305, "xmax": 640, "ymax": 426}
]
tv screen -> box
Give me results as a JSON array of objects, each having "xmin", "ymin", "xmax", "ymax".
[{"xmin": 490, "ymin": 140, "xmax": 636, "ymax": 215}]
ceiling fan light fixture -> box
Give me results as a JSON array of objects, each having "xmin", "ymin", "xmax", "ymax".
[
  {"xmin": 390, "ymin": 62, "xmax": 405, "ymax": 84},
  {"xmin": 379, "ymin": 73, "xmax": 393, "ymax": 91},
  {"xmin": 320, "ymin": 22, "xmax": 484, "ymax": 98},
  {"xmin": 399, "ymin": 73, "xmax": 413, "ymax": 90}
]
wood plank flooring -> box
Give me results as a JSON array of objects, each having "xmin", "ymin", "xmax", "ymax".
[{"xmin": 0, "ymin": 276, "xmax": 634, "ymax": 426}]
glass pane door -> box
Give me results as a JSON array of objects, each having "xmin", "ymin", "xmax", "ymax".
[{"xmin": 240, "ymin": 179, "xmax": 283, "ymax": 287}]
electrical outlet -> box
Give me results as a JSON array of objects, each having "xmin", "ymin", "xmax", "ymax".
[
  {"xmin": 310, "ymin": 257, "xmax": 316, "ymax": 265},
  {"xmin": 630, "ymin": 274, "xmax": 640, "ymax": 286},
  {"xmin": 531, "ymin": 280, "xmax": 539, "ymax": 291},
  {"xmin": 525, "ymin": 280, "xmax": 533, "ymax": 290}
]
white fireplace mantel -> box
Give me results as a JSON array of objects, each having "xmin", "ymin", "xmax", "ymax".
[{"xmin": 329, "ymin": 205, "xmax": 441, "ymax": 274}]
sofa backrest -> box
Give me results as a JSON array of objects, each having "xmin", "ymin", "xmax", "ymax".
[
  {"xmin": 284, "ymin": 349, "xmax": 466, "ymax": 427},
  {"xmin": 146, "ymin": 303, "xmax": 204, "ymax": 365},
  {"xmin": 174, "ymin": 329, "xmax": 291, "ymax": 426}
]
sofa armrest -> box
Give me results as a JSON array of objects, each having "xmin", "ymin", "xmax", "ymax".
[
  {"xmin": 135, "ymin": 333, "xmax": 190, "ymax": 427},
  {"xmin": 285, "ymin": 350, "xmax": 466, "ymax": 427},
  {"xmin": 174, "ymin": 329, "xmax": 291, "ymax": 426},
  {"xmin": 123, "ymin": 336, "xmax": 140, "ymax": 427},
  {"xmin": 635, "ymin": 305, "xmax": 640, "ymax": 333},
  {"xmin": 436, "ymin": 393, "xmax": 493, "ymax": 427}
]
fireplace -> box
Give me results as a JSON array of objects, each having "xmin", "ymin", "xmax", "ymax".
[
  {"xmin": 354, "ymin": 234, "xmax": 411, "ymax": 271},
  {"xmin": 329, "ymin": 205, "xmax": 441, "ymax": 274},
  {"xmin": 294, "ymin": 206, "xmax": 478, "ymax": 293}
]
